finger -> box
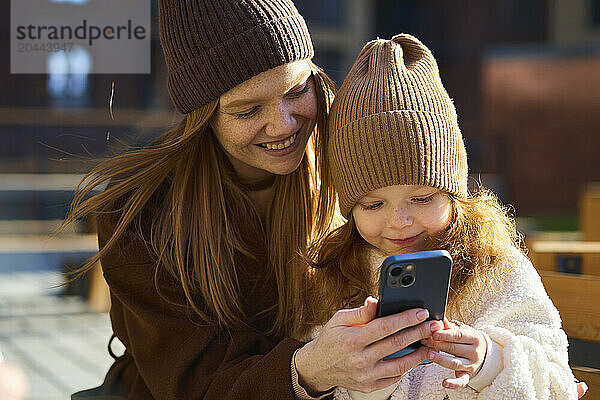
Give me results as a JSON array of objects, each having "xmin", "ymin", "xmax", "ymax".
[
  {"xmin": 424, "ymin": 340, "xmax": 476, "ymax": 359},
  {"xmin": 368, "ymin": 320, "xmax": 443, "ymax": 361},
  {"xmin": 443, "ymin": 317, "xmax": 455, "ymax": 330},
  {"xmin": 443, "ymin": 371, "xmax": 470, "ymax": 389},
  {"xmin": 432, "ymin": 326, "xmax": 478, "ymax": 344},
  {"xmin": 577, "ymin": 382, "xmax": 588, "ymax": 399},
  {"xmin": 330, "ymin": 296, "xmax": 378, "ymax": 327},
  {"xmin": 427, "ymin": 350, "xmax": 471, "ymax": 372},
  {"xmin": 360, "ymin": 308, "xmax": 432, "ymax": 344},
  {"xmin": 374, "ymin": 346, "xmax": 429, "ymax": 379}
]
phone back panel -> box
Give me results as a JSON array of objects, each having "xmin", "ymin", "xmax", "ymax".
[
  {"xmin": 376, "ymin": 250, "xmax": 452, "ymax": 325},
  {"xmin": 376, "ymin": 250, "xmax": 452, "ymax": 360}
]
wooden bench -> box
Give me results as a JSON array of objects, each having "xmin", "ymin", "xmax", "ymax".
[
  {"xmin": 573, "ymin": 367, "xmax": 600, "ymax": 400},
  {"xmin": 580, "ymin": 182, "xmax": 600, "ymax": 241},
  {"xmin": 530, "ymin": 241, "xmax": 600, "ymax": 276},
  {"xmin": 0, "ymin": 234, "xmax": 109, "ymax": 313},
  {"xmin": 539, "ymin": 271, "xmax": 600, "ymax": 399},
  {"xmin": 529, "ymin": 184, "xmax": 600, "ymax": 397},
  {"xmin": 86, "ymin": 260, "xmax": 111, "ymax": 313},
  {"xmin": 540, "ymin": 272, "xmax": 600, "ymax": 342},
  {"xmin": 0, "ymin": 174, "xmax": 109, "ymax": 313}
]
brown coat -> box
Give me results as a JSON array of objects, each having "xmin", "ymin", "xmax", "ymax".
[{"xmin": 72, "ymin": 198, "xmax": 305, "ymax": 400}]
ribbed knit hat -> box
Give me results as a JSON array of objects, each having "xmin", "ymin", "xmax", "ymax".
[
  {"xmin": 329, "ymin": 34, "xmax": 468, "ymax": 218},
  {"xmin": 159, "ymin": 0, "xmax": 314, "ymax": 114}
]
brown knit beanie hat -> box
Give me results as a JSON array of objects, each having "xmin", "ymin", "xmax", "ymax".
[
  {"xmin": 159, "ymin": 0, "xmax": 314, "ymax": 114},
  {"xmin": 329, "ymin": 34, "xmax": 468, "ymax": 218}
]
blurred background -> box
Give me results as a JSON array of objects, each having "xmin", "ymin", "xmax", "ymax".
[{"xmin": 0, "ymin": 0, "xmax": 599, "ymax": 399}]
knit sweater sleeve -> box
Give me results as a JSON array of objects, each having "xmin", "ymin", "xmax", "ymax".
[
  {"xmin": 94, "ymin": 211, "xmax": 307, "ymax": 400},
  {"xmin": 390, "ymin": 249, "xmax": 577, "ymax": 400}
]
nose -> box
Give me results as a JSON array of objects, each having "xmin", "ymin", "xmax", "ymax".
[
  {"xmin": 387, "ymin": 206, "xmax": 413, "ymax": 229},
  {"xmin": 265, "ymin": 102, "xmax": 297, "ymax": 138}
]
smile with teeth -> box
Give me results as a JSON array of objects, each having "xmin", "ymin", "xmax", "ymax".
[{"xmin": 259, "ymin": 132, "xmax": 298, "ymax": 150}]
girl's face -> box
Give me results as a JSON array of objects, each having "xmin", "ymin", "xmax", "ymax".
[
  {"xmin": 209, "ymin": 60, "xmax": 317, "ymax": 184},
  {"xmin": 352, "ymin": 185, "xmax": 452, "ymax": 256}
]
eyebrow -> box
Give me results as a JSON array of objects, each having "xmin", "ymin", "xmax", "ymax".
[
  {"xmin": 358, "ymin": 197, "xmax": 382, "ymax": 203},
  {"xmin": 221, "ymin": 97, "xmax": 263, "ymax": 111},
  {"xmin": 220, "ymin": 73, "xmax": 311, "ymax": 111}
]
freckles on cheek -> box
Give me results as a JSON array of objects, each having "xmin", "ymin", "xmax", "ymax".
[
  {"xmin": 425, "ymin": 204, "xmax": 452, "ymax": 235},
  {"xmin": 355, "ymin": 218, "xmax": 381, "ymax": 244},
  {"xmin": 219, "ymin": 121, "xmax": 258, "ymax": 148},
  {"xmin": 439, "ymin": 202, "xmax": 453, "ymax": 229},
  {"xmin": 305, "ymin": 96, "xmax": 318, "ymax": 119}
]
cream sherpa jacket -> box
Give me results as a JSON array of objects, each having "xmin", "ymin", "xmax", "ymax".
[{"xmin": 313, "ymin": 247, "xmax": 577, "ymax": 400}]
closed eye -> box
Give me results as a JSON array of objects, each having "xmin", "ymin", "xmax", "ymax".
[
  {"xmin": 235, "ymin": 106, "xmax": 259, "ymax": 119},
  {"xmin": 286, "ymin": 83, "xmax": 310, "ymax": 98},
  {"xmin": 358, "ymin": 201, "xmax": 383, "ymax": 211},
  {"xmin": 233, "ymin": 82, "xmax": 309, "ymax": 119},
  {"xmin": 411, "ymin": 194, "xmax": 435, "ymax": 203}
]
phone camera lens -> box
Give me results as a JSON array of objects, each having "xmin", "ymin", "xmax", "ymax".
[
  {"xmin": 390, "ymin": 267, "xmax": 403, "ymax": 277},
  {"xmin": 401, "ymin": 274, "xmax": 415, "ymax": 287}
]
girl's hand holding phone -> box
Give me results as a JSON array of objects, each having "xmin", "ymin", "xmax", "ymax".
[{"xmin": 421, "ymin": 318, "xmax": 487, "ymax": 389}]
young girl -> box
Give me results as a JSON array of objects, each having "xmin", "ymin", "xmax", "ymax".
[{"xmin": 301, "ymin": 34, "xmax": 578, "ymax": 399}]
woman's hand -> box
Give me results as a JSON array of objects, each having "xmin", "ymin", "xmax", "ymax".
[
  {"xmin": 294, "ymin": 297, "xmax": 444, "ymax": 394},
  {"xmin": 421, "ymin": 318, "xmax": 487, "ymax": 389}
]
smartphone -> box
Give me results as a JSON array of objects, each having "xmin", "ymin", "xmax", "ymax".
[{"xmin": 376, "ymin": 249, "xmax": 452, "ymax": 360}]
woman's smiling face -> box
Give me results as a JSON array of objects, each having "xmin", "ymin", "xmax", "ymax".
[
  {"xmin": 209, "ymin": 60, "xmax": 317, "ymax": 184},
  {"xmin": 352, "ymin": 185, "xmax": 452, "ymax": 256}
]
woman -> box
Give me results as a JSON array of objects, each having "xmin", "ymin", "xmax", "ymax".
[{"xmin": 67, "ymin": 1, "xmax": 438, "ymax": 398}]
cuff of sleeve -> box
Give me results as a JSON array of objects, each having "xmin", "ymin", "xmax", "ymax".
[
  {"xmin": 468, "ymin": 332, "xmax": 504, "ymax": 392},
  {"xmin": 347, "ymin": 382, "xmax": 398, "ymax": 400},
  {"xmin": 291, "ymin": 348, "xmax": 335, "ymax": 399}
]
